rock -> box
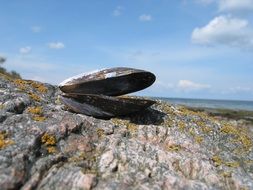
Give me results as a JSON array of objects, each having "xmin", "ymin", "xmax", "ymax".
[{"xmin": 0, "ymin": 75, "xmax": 253, "ymax": 190}]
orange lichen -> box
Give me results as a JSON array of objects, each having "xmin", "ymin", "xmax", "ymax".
[
  {"xmin": 46, "ymin": 146, "xmax": 57, "ymax": 154},
  {"xmin": 0, "ymin": 131, "xmax": 14, "ymax": 149},
  {"xmin": 41, "ymin": 133, "xmax": 56, "ymax": 146},
  {"xmin": 14, "ymin": 79, "xmax": 27, "ymax": 91},
  {"xmin": 28, "ymin": 92, "xmax": 41, "ymax": 102},
  {"xmin": 27, "ymin": 106, "xmax": 43, "ymax": 115},
  {"xmin": 30, "ymin": 81, "xmax": 48, "ymax": 93}
]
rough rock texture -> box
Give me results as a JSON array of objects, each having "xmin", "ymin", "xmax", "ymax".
[{"xmin": 0, "ymin": 74, "xmax": 253, "ymax": 190}]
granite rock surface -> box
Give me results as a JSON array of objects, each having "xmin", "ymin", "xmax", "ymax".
[{"xmin": 0, "ymin": 75, "xmax": 253, "ymax": 190}]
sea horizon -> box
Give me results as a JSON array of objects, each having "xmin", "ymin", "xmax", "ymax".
[{"xmin": 154, "ymin": 97, "xmax": 253, "ymax": 111}]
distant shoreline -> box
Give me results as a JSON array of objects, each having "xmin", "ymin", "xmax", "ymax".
[{"xmin": 155, "ymin": 97, "xmax": 253, "ymax": 112}]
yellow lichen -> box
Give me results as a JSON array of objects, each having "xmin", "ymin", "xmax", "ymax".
[
  {"xmin": 27, "ymin": 106, "xmax": 43, "ymax": 115},
  {"xmin": 126, "ymin": 122, "xmax": 138, "ymax": 133},
  {"xmin": 41, "ymin": 133, "xmax": 56, "ymax": 146},
  {"xmin": 0, "ymin": 104, "xmax": 4, "ymax": 110},
  {"xmin": 0, "ymin": 131, "xmax": 14, "ymax": 149},
  {"xmin": 166, "ymin": 144, "xmax": 182, "ymax": 151},
  {"xmin": 220, "ymin": 123, "xmax": 238, "ymax": 135},
  {"xmin": 111, "ymin": 118, "xmax": 138, "ymax": 133},
  {"xmin": 221, "ymin": 171, "xmax": 232, "ymax": 178},
  {"xmin": 163, "ymin": 117, "xmax": 174, "ymax": 127},
  {"xmin": 220, "ymin": 122, "xmax": 252, "ymax": 151},
  {"xmin": 30, "ymin": 81, "xmax": 48, "ymax": 93},
  {"xmin": 196, "ymin": 121, "xmax": 212, "ymax": 133},
  {"xmin": 212, "ymin": 155, "xmax": 223, "ymax": 167},
  {"xmin": 238, "ymin": 134, "xmax": 252, "ymax": 150},
  {"xmin": 68, "ymin": 152, "xmax": 86, "ymax": 162},
  {"xmin": 46, "ymin": 146, "xmax": 57, "ymax": 154},
  {"xmin": 178, "ymin": 121, "xmax": 186, "ymax": 131},
  {"xmin": 225, "ymin": 162, "xmax": 240, "ymax": 168},
  {"xmin": 33, "ymin": 116, "xmax": 46, "ymax": 122},
  {"xmin": 29, "ymin": 93, "xmax": 41, "ymax": 102},
  {"xmin": 96, "ymin": 128, "xmax": 105, "ymax": 138},
  {"xmin": 195, "ymin": 136, "xmax": 204, "ymax": 144},
  {"xmin": 189, "ymin": 128, "xmax": 195, "ymax": 136},
  {"xmin": 14, "ymin": 79, "xmax": 28, "ymax": 91}
]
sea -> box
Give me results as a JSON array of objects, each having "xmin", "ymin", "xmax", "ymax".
[{"xmin": 157, "ymin": 97, "xmax": 253, "ymax": 111}]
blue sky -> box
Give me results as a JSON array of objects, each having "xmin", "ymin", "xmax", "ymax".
[{"xmin": 0, "ymin": 0, "xmax": 253, "ymax": 100}]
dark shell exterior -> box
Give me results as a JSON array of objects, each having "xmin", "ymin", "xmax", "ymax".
[
  {"xmin": 59, "ymin": 67, "xmax": 156, "ymax": 118},
  {"xmin": 59, "ymin": 67, "xmax": 156, "ymax": 96},
  {"xmin": 60, "ymin": 94, "xmax": 155, "ymax": 118}
]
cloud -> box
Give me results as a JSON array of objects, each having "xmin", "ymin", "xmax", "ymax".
[
  {"xmin": 139, "ymin": 14, "xmax": 153, "ymax": 22},
  {"xmin": 177, "ymin": 80, "xmax": 210, "ymax": 91},
  {"xmin": 218, "ymin": 0, "xmax": 253, "ymax": 12},
  {"xmin": 191, "ymin": 15, "xmax": 253, "ymax": 50},
  {"xmin": 48, "ymin": 42, "xmax": 65, "ymax": 49},
  {"xmin": 31, "ymin": 26, "xmax": 41, "ymax": 33},
  {"xmin": 229, "ymin": 86, "xmax": 253, "ymax": 93},
  {"xmin": 19, "ymin": 46, "xmax": 32, "ymax": 54},
  {"xmin": 113, "ymin": 6, "xmax": 123, "ymax": 16}
]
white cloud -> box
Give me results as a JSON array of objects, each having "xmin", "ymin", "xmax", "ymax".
[
  {"xmin": 139, "ymin": 14, "xmax": 153, "ymax": 22},
  {"xmin": 113, "ymin": 6, "xmax": 123, "ymax": 16},
  {"xmin": 19, "ymin": 46, "xmax": 31, "ymax": 54},
  {"xmin": 218, "ymin": 0, "xmax": 253, "ymax": 12},
  {"xmin": 229, "ymin": 86, "xmax": 253, "ymax": 93},
  {"xmin": 192, "ymin": 15, "xmax": 253, "ymax": 50},
  {"xmin": 48, "ymin": 42, "xmax": 65, "ymax": 49},
  {"xmin": 178, "ymin": 80, "xmax": 210, "ymax": 91},
  {"xmin": 31, "ymin": 26, "xmax": 41, "ymax": 33}
]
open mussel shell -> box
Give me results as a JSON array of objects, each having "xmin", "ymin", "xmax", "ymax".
[
  {"xmin": 59, "ymin": 67, "xmax": 156, "ymax": 96},
  {"xmin": 60, "ymin": 94, "xmax": 156, "ymax": 118}
]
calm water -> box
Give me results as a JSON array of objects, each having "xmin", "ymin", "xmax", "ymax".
[{"xmin": 157, "ymin": 97, "xmax": 253, "ymax": 111}]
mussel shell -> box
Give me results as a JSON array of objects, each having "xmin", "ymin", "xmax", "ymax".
[
  {"xmin": 60, "ymin": 94, "xmax": 156, "ymax": 118},
  {"xmin": 59, "ymin": 67, "xmax": 156, "ymax": 96}
]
